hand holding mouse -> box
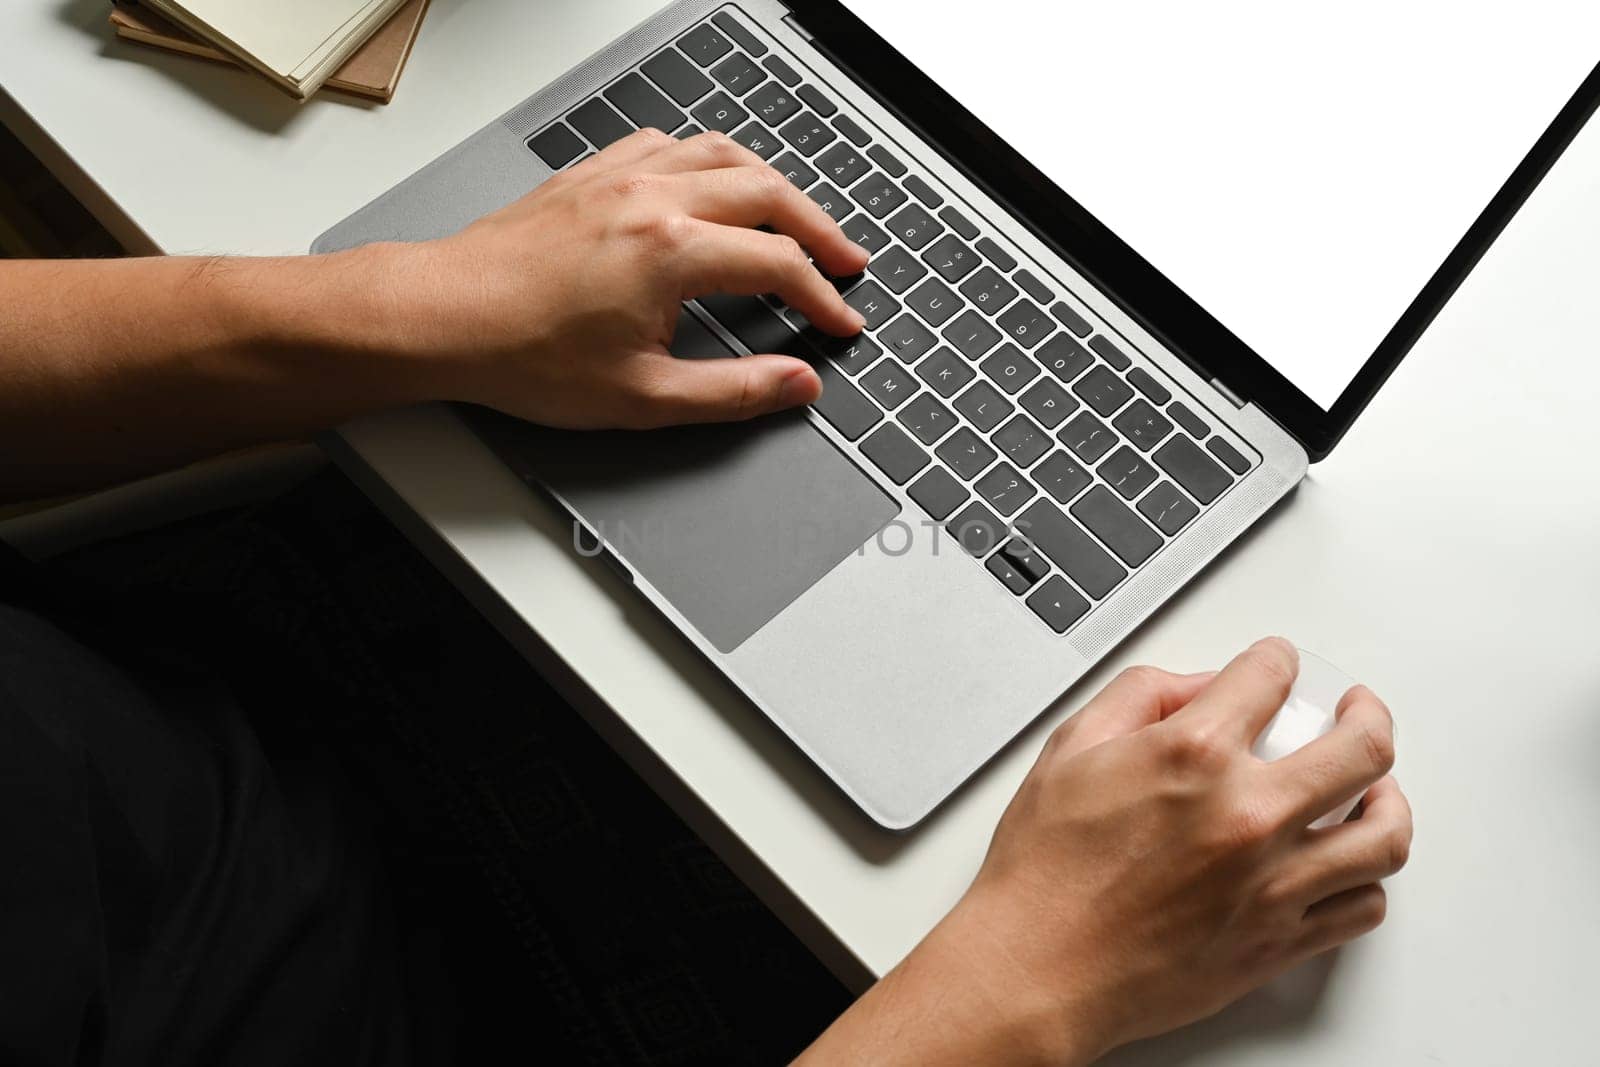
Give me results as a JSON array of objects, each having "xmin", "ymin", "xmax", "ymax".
[{"xmin": 800, "ymin": 637, "xmax": 1412, "ymax": 1065}]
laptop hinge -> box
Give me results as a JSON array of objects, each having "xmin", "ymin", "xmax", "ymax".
[{"xmin": 1209, "ymin": 377, "xmax": 1247, "ymax": 409}]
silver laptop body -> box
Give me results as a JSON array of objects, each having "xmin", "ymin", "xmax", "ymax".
[{"xmin": 315, "ymin": 0, "xmax": 1308, "ymax": 829}]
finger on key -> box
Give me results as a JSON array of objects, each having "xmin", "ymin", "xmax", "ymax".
[
  {"xmin": 675, "ymin": 223, "xmax": 863, "ymax": 335},
  {"xmin": 1271, "ymin": 685, "xmax": 1396, "ymax": 829},
  {"xmin": 637, "ymin": 129, "xmax": 771, "ymax": 174},
  {"xmin": 668, "ymin": 164, "xmax": 870, "ymax": 279},
  {"xmin": 1166, "ymin": 636, "xmax": 1299, "ymax": 747}
]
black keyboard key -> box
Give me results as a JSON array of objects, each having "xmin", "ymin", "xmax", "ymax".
[
  {"xmin": 747, "ymin": 81, "xmax": 801, "ymax": 126},
  {"xmin": 942, "ymin": 309, "xmax": 1001, "ymax": 361},
  {"xmin": 850, "ymin": 173, "xmax": 908, "ymax": 218},
  {"xmin": 1026, "ymin": 576, "xmax": 1091, "ymax": 633},
  {"xmin": 888, "ymin": 203, "xmax": 943, "ymax": 250},
  {"xmin": 1113, "ymin": 399, "xmax": 1173, "ymax": 452},
  {"xmin": 999, "ymin": 537, "xmax": 1051, "ymax": 583},
  {"xmin": 860, "ymin": 358, "xmax": 918, "ymax": 410},
  {"xmin": 915, "ymin": 347, "xmax": 975, "ymax": 397},
  {"xmin": 993, "ymin": 414, "xmax": 1051, "ymax": 467},
  {"xmin": 1126, "ymin": 367, "xmax": 1171, "ymax": 404},
  {"xmin": 896, "ymin": 391, "xmax": 958, "ymax": 444},
  {"xmin": 1208, "ymin": 437, "xmax": 1251, "ymax": 474},
  {"xmin": 1015, "ymin": 500, "xmax": 1124, "ymax": 599},
  {"xmin": 860, "ymin": 423, "xmax": 930, "ymax": 485},
  {"xmin": 879, "ymin": 314, "xmax": 937, "ymax": 362},
  {"xmin": 996, "ymin": 299, "xmax": 1052, "ymax": 349},
  {"xmin": 605, "ymin": 73, "xmax": 685, "ymax": 133},
  {"xmin": 840, "ymin": 213, "xmax": 890, "ymax": 254},
  {"xmin": 1033, "ymin": 452, "xmax": 1092, "ymax": 504},
  {"xmin": 976, "ymin": 236, "xmax": 1017, "ymax": 271},
  {"xmin": 691, "ymin": 91, "xmax": 748, "ymax": 132},
  {"xmin": 696, "ymin": 293, "xmax": 800, "ymax": 355},
  {"xmin": 939, "ymin": 205, "xmax": 979, "ymax": 240},
  {"xmin": 762, "ymin": 54, "xmax": 801, "ymax": 86},
  {"xmin": 677, "ymin": 23, "xmax": 732, "ymax": 66},
  {"xmin": 905, "ymin": 277, "xmax": 960, "ymax": 328},
  {"xmin": 1050, "ymin": 301, "xmax": 1093, "ymax": 338},
  {"xmin": 675, "ymin": 125, "xmax": 702, "ymax": 140},
  {"xmin": 1138, "ymin": 481, "xmax": 1199, "ymax": 536},
  {"xmin": 1098, "ymin": 445, "xmax": 1158, "ymax": 501},
  {"xmin": 953, "ymin": 379, "xmax": 1012, "ymax": 432},
  {"xmin": 711, "ymin": 52, "xmax": 764, "ymax": 96},
  {"xmin": 986, "ymin": 553, "xmax": 1038, "ymax": 595},
  {"xmin": 936, "ymin": 427, "xmax": 998, "ymax": 480},
  {"xmin": 1059, "ymin": 411, "xmax": 1116, "ymax": 462},
  {"xmin": 1033, "ymin": 333, "xmax": 1093, "ymax": 384},
  {"xmin": 1153, "ymin": 436, "xmax": 1232, "ymax": 504},
  {"xmin": 770, "ymin": 151, "xmax": 817, "ymax": 189},
  {"xmin": 1089, "ymin": 335, "xmax": 1132, "ymax": 370},
  {"xmin": 568, "ymin": 98, "xmax": 632, "ymax": 148},
  {"xmin": 921, "ymin": 234, "xmax": 979, "ymax": 282},
  {"xmin": 960, "ymin": 267, "xmax": 1019, "ymax": 315},
  {"xmin": 816, "ymin": 142, "xmax": 871, "ymax": 188},
  {"xmin": 806, "ymin": 181, "xmax": 851, "ymax": 221},
  {"xmin": 801, "ymin": 326, "xmax": 879, "ymax": 372},
  {"xmin": 980, "ymin": 345, "xmax": 1040, "ymax": 395},
  {"xmin": 975, "ymin": 461, "xmax": 1036, "ymax": 516},
  {"xmin": 1072, "ymin": 486, "xmax": 1161, "ymax": 567},
  {"xmin": 1168, "ymin": 401, "xmax": 1209, "ymax": 438},
  {"xmin": 867, "ymin": 245, "xmax": 927, "ymax": 294},
  {"xmin": 779, "ymin": 111, "xmax": 837, "ymax": 155},
  {"xmin": 528, "ymin": 123, "xmax": 584, "ymax": 168},
  {"xmin": 1073, "ymin": 366, "xmax": 1134, "ymax": 417},
  {"xmin": 903, "ymin": 173, "xmax": 944, "ymax": 208},
  {"xmin": 1019, "ymin": 378, "xmax": 1076, "ymax": 428},
  {"xmin": 909, "ymin": 467, "xmax": 967, "ymax": 522},
  {"xmin": 711, "ymin": 10, "xmax": 767, "ymax": 57},
  {"xmin": 811, "ymin": 361, "xmax": 882, "ymax": 440},
  {"xmin": 796, "ymin": 84, "xmax": 836, "ymax": 117},
  {"xmin": 843, "ymin": 279, "xmax": 899, "ymax": 329},
  {"xmin": 642, "ymin": 49, "xmax": 714, "ymax": 106},
  {"xmin": 729, "ymin": 121, "xmax": 782, "ymax": 159},
  {"xmin": 833, "ymin": 114, "xmax": 871, "ymax": 146},
  {"xmin": 947, "ymin": 501, "xmax": 1008, "ymax": 557},
  {"xmin": 1014, "ymin": 268, "xmax": 1053, "ymax": 304},
  {"xmin": 867, "ymin": 144, "xmax": 906, "ymax": 177}
]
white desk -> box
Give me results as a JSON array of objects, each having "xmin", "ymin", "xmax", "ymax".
[{"xmin": 6, "ymin": 3, "xmax": 1600, "ymax": 1062}]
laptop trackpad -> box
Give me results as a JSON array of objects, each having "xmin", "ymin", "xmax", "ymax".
[{"xmin": 507, "ymin": 319, "xmax": 898, "ymax": 653}]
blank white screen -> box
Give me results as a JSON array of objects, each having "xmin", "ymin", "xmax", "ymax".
[{"xmin": 845, "ymin": 0, "xmax": 1599, "ymax": 408}]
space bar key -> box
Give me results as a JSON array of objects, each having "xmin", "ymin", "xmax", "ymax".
[{"xmin": 695, "ymin": 292, "xmax": 806, "ymax": 356}]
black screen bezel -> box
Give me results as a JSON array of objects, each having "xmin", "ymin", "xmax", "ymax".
[{"xmin": 788, "ymin": 0, "xmax": 1600, "ymax": 460}]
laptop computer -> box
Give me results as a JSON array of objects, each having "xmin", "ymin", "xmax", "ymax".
[{"xmin": 315, "ymin": 0, "xmax": 1600, "ymax": 829}]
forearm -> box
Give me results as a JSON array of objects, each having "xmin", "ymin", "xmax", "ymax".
[
  {"xmin": 795, "ymin": 901, "xmax": 1099, "ymax": 1067},
  {"xmin": 0, "ymin": 245, "xmax": 443, "ymax": 502}
]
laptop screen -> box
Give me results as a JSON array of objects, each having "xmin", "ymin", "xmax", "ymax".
[{"xmin": 843, "ymin": 0, "xmax": 1600, "ymax": 410}]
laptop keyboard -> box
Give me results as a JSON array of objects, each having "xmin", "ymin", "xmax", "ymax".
[{"xmin": 523, "ymin": 5, "xmax": 1259, "ymax": 637}]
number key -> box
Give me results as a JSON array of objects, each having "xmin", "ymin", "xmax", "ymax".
[
  {"xmin": 747, "ymin": 81, "xmax": 800, "ymax": 125},
  {"xmin": 959, "ymin": 266, "xmax": 1018, "ymax": 314},
  {"xmin": 921, "ymin": 234, "xmax": 979, "ymax": 282},
  {"xmin": 996, "ymin": 299, "xmax": 1052, "ymax": 349},
  {"xmin": 849, "ymin": 173, "xmax": 909, "ymax": 219},
  {"xmin": 778, "ymin": 111, "xmax": 837, "ymax": 156},
  {"xmin": 887, "ymin": 202, "xmax": 943, "ymax": 250},
  {"xmin": 710, "ymin": 52, "xmax": 763, "ymax": 95},
  {"xmin": 816, "ymin": 142, "xmax": 871, "ymax": 187}
]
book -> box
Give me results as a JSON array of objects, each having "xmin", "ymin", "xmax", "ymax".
[
  {"xmin": 109, "ymin": 0, "xmax": 429, "ymax": 104},
  {"xmin": 133, "ymin": 0, "xmax": 410, "ymax": 100}
]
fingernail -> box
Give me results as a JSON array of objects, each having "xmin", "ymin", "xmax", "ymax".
[{"xmin": 777, "ymin": 366, "xmax": 820, "ymax": 408}]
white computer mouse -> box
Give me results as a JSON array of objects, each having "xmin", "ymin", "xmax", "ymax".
[{"xmin": 1250, "ymin": 649, "xmax": 1364, "ymax": 829}]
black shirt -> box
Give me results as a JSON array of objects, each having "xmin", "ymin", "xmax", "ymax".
[{"xmin": 0, "ymin": 540, "xmax": 410, "ymax": 1066}]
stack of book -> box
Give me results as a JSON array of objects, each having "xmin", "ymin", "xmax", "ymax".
[{"xmin": 109, "ymin": 0, "xmax": 431, "ymax": 104}]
